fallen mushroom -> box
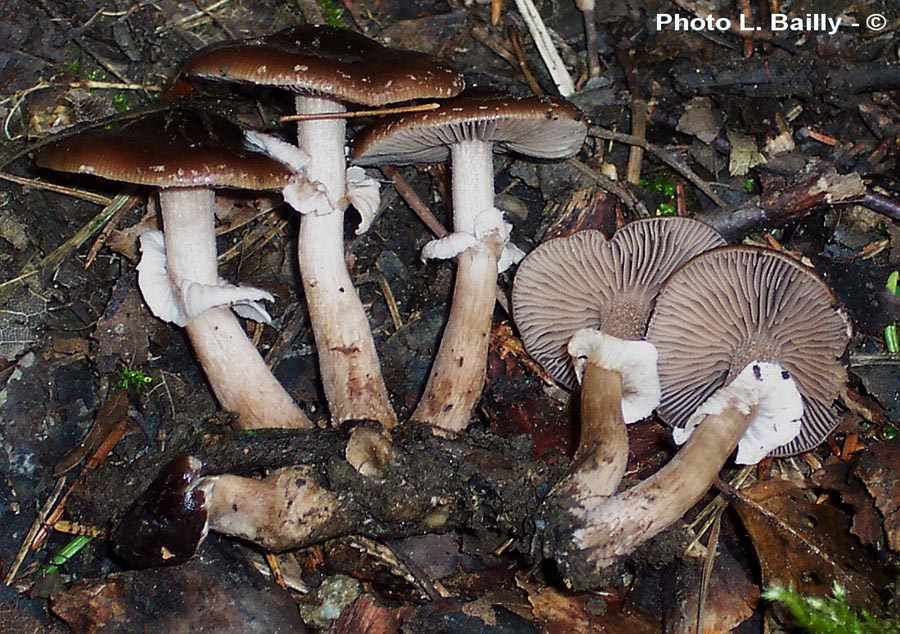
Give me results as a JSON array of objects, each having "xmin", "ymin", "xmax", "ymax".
[
  {"xmin": 113, "ymin": 454, "xmax": 345, "ymax": 567},
  {"xmin": 352, "ymin": 93, "xmax": 588, "ymax": 432},
  {"xmin": 35, "ymin": 108, "xmax": 312, "ymax": 430},
  {"xmin": 512, "ymin": 218, "xmax": 725, "ymax": 496},
  {"xmin": 548, "ymin": 245, "xmax": 851, "ymax": 586},
  {"xmin": 181, "ymin": 25, "xmax": 465, "ymax": 429}
]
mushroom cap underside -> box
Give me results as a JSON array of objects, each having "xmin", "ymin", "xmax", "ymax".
[
  {"xmin": 646, "ymin": 245, "xmax": 852, "ymax": 456},
  {"xmin": 351, "ymin": 94, "xmax": 587, "ymax": 165},
  {"xmin": 512, "ymin": 217, "xmax": 726, "ymax": 389}
]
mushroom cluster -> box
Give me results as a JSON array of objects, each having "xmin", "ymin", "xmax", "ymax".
[
  {"xmin": 35, "ymin": 22, "xmax": 852, "ymax": 592},
  {"xmin": 526, "ymin": 241, "xmax": 851, "ymax": 585},
  {"xmin": 512, "ymin": 217, "xmax": 725, "ymax": 497}
]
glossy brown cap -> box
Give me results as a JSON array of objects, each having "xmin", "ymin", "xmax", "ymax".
[
  {"xmin": 181, "ymin": 25, "xmax": 465, "ymax": 106},
  {"xmin": 35, "ymin": 108, "xmax": 293, "ymax": 190},
  {"xmin": 512, "ymin": 217, "xmax": 725, "ymax": 389},
  {"xmin": 112, "ymin": 455, "xmax": 209, "ymax": 567},
  {"xmin": 351, "ymin": 93, "xmax": 587, "ymax": 165},
  {"xmin": 646, "ymin": 245, "xmax": 852, "ymax": 456}
]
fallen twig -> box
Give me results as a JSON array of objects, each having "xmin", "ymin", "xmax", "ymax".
[
  {"xmin": 512, "ymin": 0, "xmax": 576, "ymax": 95},
  {"xmin": 588, "ymin": 127, "xmax": 727, "ymax": 207}
]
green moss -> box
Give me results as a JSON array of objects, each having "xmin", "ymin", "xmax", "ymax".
[
  {"xmin": 111, "ymin": 92, "xmax": 132, "ymax": 112},
  {"xmin": 640, "ymin": 172, "xmax": 677, "ymax": 197},
  {"xmin": 116, "ymin": 365, "xmax": 153, "ymax": 391},
  {"xmin": 763, "ymin": 584, "xmax": 900, "ymax": 634},
  {"xmin": 316, "ymin": 0, "xmax": 344, "ymax": 27}
]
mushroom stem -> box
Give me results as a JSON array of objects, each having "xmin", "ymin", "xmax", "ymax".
[
  {"xmin": 199, "ymin": 467, "xmax": 346, "ymax": 551},
  {"xmin": 570, "ymin": 403, "xmax": 752, "ymax": 569},
  {"xmin": 294, "ymin": 96, "xmax": 397, "ymax": 428},
  {"xmin": 412, "ymin": 140, "xmax": 501, "ymax": 432},
  {"xmin": 568, "ymin": 363, "xmax": 628, "ymax": 496},
  {"xmin": 159, "ymin": 188, "xmax": 312, "ymax": 430}
]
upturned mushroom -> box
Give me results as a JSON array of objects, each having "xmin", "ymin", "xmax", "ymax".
[
  {"xmin": 352, "ymin": 93, "xmax": 588, "ymax": 432},
  {"xmin": 551, "ymin": 245, "xmax": 851, "ymax": 583},
  {"xmin": 513, "ymin": 218, "xmax": 725, "ymax": 496},
  {"xmin": 113, "ymin": 455, "xmax": 345, "ymax": 567},
  {"xmin": 180, "ymin": 25, "xmax": 465, "ymax": 429},
  {"xmin": 35, "ymin": 108, "xmax": 312, "ymax": 430}
]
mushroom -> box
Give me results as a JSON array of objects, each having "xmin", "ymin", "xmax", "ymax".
[
  {"xmin": 352, "ymin": 93, "xmax": 588, "ymax": 432},
  {"xmin": 180, "ymin": 25, "xmax": 465, "ymax": 429},
  {"xmin": 553, "ymin": 245, "xmax": 851, "ymax": 580},
  {"xmin": 512, "ymin": 218, "xmax": 725, "ymax": 496},
  {"xmin": 35, "ymin": 108, "xmax": 313, "ymax": 430},
  {"xmin": 113, "ymin": 455, "xmax": 344, "ymax": 567}
]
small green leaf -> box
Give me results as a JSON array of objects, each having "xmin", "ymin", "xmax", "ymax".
[
  {"xmin": 886, "ymin": 271, "xmax": 899, "ymax": 295},
  {"xmin": 885, "ymin": 324, "xmax": 899, "ymax": 354},
  {"xmin": 36, "ymin": 535, "xmax": 92, "ymax": 578}
]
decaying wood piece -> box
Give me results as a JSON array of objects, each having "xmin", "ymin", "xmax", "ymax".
[
  {"xmin": 698, "ymin": 167, "xmax": 866, "ymax": 240},
  {"xmin": 71, "ymin": 424, "xmax": 587, "ymax": 575}
]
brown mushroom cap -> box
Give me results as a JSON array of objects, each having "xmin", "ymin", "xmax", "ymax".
[
  {"xmin": 35, "ymin": 108, "xmax": 293, "ymax": 191},
  {"xmin": 646, "ymin": 245, "xmax": 852, "ymax": 456},
  {"xmin": 181, "ymin": 25, "xmax": 465, "ymax": 107},
  {"xmin": 512, "ymin": 217, "xmax": 725, "ymax": 389},
  {"xmin": 113, "ymin": 455, "xmax": 208, "ymax": 567},
  {"xmin": 350, "ymin": 93, "xmax": 587, "ymax": 165}
]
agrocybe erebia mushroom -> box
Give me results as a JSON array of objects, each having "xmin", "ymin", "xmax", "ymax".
[
  {"xmin": 512, "ymin": 218, "xmax": 724, "ymax": 502},
  {"xmin": 352, "ymin": 93, "xmax": 588, "ymax": 432},
  {"xmin": 35, "ymin": 108, "xmax": 313, "ymax": 431},
  {"xmin": 180, "ymin": 25, "xmax": 465, "ymax": 430},
  {"xmin": 110, "ymin": 93, "xmax": 588, "ymax": 565},
  {"xmin": 552, "ymin": 245, "xmax": 851, "ymax": 588}
]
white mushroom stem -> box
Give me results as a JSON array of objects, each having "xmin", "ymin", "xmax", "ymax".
[
  {"xmin": 294, "ymin": 96, "xmax": 396, "ymax": 428},
  {"xmin": 412, "ymin": 140, "xmax": 503, "ymax": 432},
  {"xmin": 157, "ymin": 188, "xmax": 312, "ymax": 430},
  {"xmin": 564, "ymin": 362, "xmax": 802, "ymax": 570},
  {"xmin": 194, "ymin": 466, "xmax": 344, "ymax": 552}
]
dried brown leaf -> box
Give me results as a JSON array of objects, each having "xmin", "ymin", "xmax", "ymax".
[
  {"xmin": 730, "ymin": 478, "xmax": 890, "ymax": 614},
  {"xmin": 854, "ymin": 440, "xmax": 900, "ymax": 551}
]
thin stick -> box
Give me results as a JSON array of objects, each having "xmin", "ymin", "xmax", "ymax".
[
  {"xmin": 589, "ymin": 126, "xmax": 727, "ymax": 207},
  {"xmin": 38, "ymin": 194, "xmax": 135, "ymax": 279},
  {"xmin": 0, "ymin": 172, "xmax": 112, "ymax": 206},
  {"xmin": 567, "ymin": 157, "xmax": 651, "ymax": 218},
  {"xmin": 696, "ymin": 507, "xmax": 723, "ymax": 634},
  {"xmin": 379, "ymin": 165, "xmax": 449, "ymax": 238},
  {"xmin": 84, "ymin": 194, "xmax": 142, "ymax": 269},
  {"xmin": 512, "ymin": 0, "xmax": 576, "ymax": 96},
  {"xmin": 265, "ymin": 552, "xmax": 287, "ymax": 588},
  {"xmin": 279, "ymin": 102, "xmax": 440, "ymax": 122},
  {"xmin": 4, "ymin": 477, "xmax": 66, "ymax": 585},
  {"xmin": 625, "ymin": 99, "xmax": 648, "ymax": 184},
  {"xmin": 53, "ymin": 520, "xmax": 107, "ymax": 539},
  {"xmin": 491, "ymin": 0, "xmax": 503, "ymax": 25},
  {"xmin": 507, "ymin": 26, "xmax": 545, "ymax": 96},
  {"xmin": 575, "ymin": 0, "xmax": 601, "ymax": 78},
  {"xmin": 376, "ymin": 269, "xmax": 403, "ymax": 331}
]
